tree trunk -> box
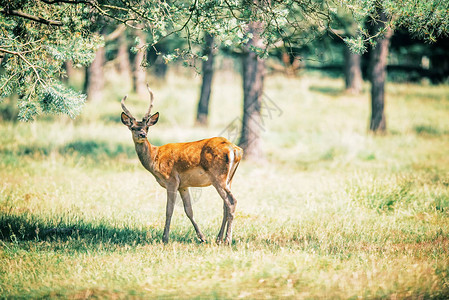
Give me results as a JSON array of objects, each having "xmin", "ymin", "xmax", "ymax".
[
  {"xmin": 84, "ymin": 42, "xmax": 105, "ymax": 102},
  {"xmin": 344, "ymin": 46, "xmax": 363, "ymax": 94},
  {"xmin": 239, "ymin": 21, "xmax": 266, "ymax": 160},
  {"xmin": 62, "ymin": 60, "xmax": 74, "ymax": 84},
  {"xmin": 153, "ymin": 56, "xmax": 168, "ymax": 79},
  {"xmin": 117, "ymin": 31, "xmax": 132, "ymax": 87},
  {"xmin": 133, "ymin": 30, "xmax": 147, "ymax": 99},
  {"xmin": 368, "ymin": 8, "xmax": 393, "ymax": 133},
  {"xmin": 196, "ymin": 33, "xmax": 215, "ymax": 126}
]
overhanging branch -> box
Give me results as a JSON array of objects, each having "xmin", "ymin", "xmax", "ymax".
[
  {"xmin": 39, "ymin": 0, "xmax": 89, "ymax": 3},
  {"xmin": 1, "ymin": 8, "xmax": 63, "ymax": 26},
  {"xmin": 0, "ymin": 48, "xmax": 45, "ymax": 85}
]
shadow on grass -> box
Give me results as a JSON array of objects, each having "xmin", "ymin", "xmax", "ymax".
[
  {"xmin": 0, "ymin": 138, "xmax": 166, "ymax": 162},
  {"xmin": 308, "ymin": 85, "xmax": 344, "ymax": 96},
  {"xmin": 414, "ymin": 124, "xmax": 449, "ymax": 137},
  {"xmin": 60, "ymin": 140, "xmax": 135, "ymax": 158},
  {"xmin": 0, "ymin": 140, "xmax": 135, "ymax": 160},
  {"xmin": 0, "ymin": 212, "xmax": 203, "ymax": 249}
]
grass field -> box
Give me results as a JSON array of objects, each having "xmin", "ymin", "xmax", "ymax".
[{"xmin": 1, "ymin": 69, "xmax": 449, "ymax": 299}]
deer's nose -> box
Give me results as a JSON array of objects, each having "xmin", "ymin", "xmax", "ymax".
[{"xmin": 139, "ymin": 132, "xmax": 146, "ymax": 138}]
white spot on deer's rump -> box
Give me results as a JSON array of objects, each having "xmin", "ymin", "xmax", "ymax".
[{"xmin": 226, "ymin": 149, "xmax": 235, "ymax": 189}]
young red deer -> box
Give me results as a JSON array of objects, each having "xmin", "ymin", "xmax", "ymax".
[{"xmin": 121, "ymin": 86, "xmax": 243, "ymax": 244}]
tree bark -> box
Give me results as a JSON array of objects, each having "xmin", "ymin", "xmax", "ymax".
[
  {"xmin": 84, "ymin": 41, "xmax": 105, "ymax": 102},
  {"xmin": 133, "ymin": 29, "xmax": 147, "ymax": 99},
  {"xmin": 62, "ymin": 60, "xmax": 74, "ymax": 84},
  {"xmin": 344, "ymin": 46, "xmax": 363, "ymax": 94},
  {"xmin": 196, "ymin": 33, "xmax": 215, "ymax": 126},
  {"xmin": 153, "ymin": 55, "xmax": 168, "ymax": 79},
  {"xmin": 117, "ymin": 31, "xmax": 132, "ymax": 85},
  {"xmin": 368, "ymin": 7, "xmax": 393, "ymax": 133},
  {"xmin": 239, "ymin": 21, "xmax": 266, "ymax": 160}
]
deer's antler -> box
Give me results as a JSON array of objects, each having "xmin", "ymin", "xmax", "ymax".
[
  {"xmin": 143, "ymin": 84, "xmax": 154, "ymax": 121},
  {"xmin": 121, "ymin": 95, "xmax": 135, "ymax": 119}
]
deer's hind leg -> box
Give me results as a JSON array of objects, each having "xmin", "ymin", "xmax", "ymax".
[
  {"xmin": 216, "ymin": 202, "xmax": 228, "ymax": 244},
  {"xmin": 213, "ymin": 181, "xmax": 237, "ymax": 245},
  {"xmin": 211, "ymin": 147, "xmax": 241, "ymax": 245},
  {"xmin": 223, "ymin": 188, "xmax": 237, "ymax": 244}
]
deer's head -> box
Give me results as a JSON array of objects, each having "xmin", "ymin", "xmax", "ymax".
[{"xmin": 121, "ymin": 85, "xmax": 159, "ymax": 143}]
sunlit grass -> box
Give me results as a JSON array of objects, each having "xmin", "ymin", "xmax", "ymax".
[{"xmin": 1, "ymin": 70, "xmax": 449, "ymax": 298}]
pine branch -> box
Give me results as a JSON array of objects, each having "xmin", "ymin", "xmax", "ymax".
[
  {"xmin": 0, "ymin": 8, "xmax": 63, "ymax": 26},
  {"xmin": 104, "ymin": 24, "xmax": 126, "ymax": 42},
  {"xmin": 39, "ymin": 0, "xmax": 89, "ymax": 4},
  {"xmin": 0, "ymin": 48, "xmax": 44, "ymax": 85}
]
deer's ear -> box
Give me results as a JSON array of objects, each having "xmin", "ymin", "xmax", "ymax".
[
  {"xmin": 121, "ymin": 112, "xmax": 134, "ymax": 127},
  {"xmin": 146, "ymin": 112, "xmax": 159, "ymax": 126}
]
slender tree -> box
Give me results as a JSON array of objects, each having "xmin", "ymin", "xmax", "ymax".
[
  {"xmin": 116, "ymin": 29, "xmax": 133, "ymax": 87},
  {"xmin": 85, "ymin": 25, "xmax": 127, "ymax": 102},
  {"xmin": 342, "ymin": 0, "xmax": 449, "ymax": 132},
  {"xmin": 368, "ymin": 6, "xmax": 393, "ymax": 133},
  {"xmin": 239, "ymin": 20, "xmax": 266, "ymax": 160},
  {"xmin": 196, "ymin": 33, "xmax": 215, "ymax": 126},
  {"xmin": 344, "ymin": 46, "xmax": 363, "ymax": 94},
  {"xmin": 133, "ymin": 29, "xmax": 148, "ymax": 100},
  {"xmin": 63, "ymin": 61, "xmax": 75, "ymax": 84},
  {"xmin": 84, "ymin": 36, "xmax": 106, "ymax": 102},
  {"xmin": 331, "ymin": 10, "xmax": 363, "ymax": 94}
]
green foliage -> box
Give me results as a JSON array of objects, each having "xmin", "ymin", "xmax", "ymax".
[
  {"xmin": 0, "ymin": 0, "xmax": 337, "ymax": 121},
  {"xmin": 2, "ymin": 0, "xmax": 449, "ymax": 121},
  {"xmin": 340, "ymin": 0, "xmax": 449, "ymax": 53},
  {"xmin": 0, "ymin": 1, "xmax": 100, "ymax": 121},
  {"xmin": 119, "ymin": 0, "xmax": 333, "ymax": 61},
  {"xmin": 384, "ymin": 0, "xmax": 449, "ymax": 41},
  {"xmin": 39, "ymin": 83, "xmax": 85, "ymax": 118}
]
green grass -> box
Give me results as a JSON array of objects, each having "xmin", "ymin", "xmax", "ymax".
[{"xmin": 1, "ymin": 70, "xmax": 449, "ymax": 298}]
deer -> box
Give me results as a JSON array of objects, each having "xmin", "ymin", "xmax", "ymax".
[{"xmin": 120, "ymin": 85, "xmax": 243, "ymax": 245}]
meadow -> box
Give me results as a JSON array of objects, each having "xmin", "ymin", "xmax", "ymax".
[{"xmin": 1, "ymin": 68, "xmax": 449, "ymax": 299}]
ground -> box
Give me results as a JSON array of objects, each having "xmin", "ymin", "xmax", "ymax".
[{"xmin": 0, "ymin": 71, "xmax": 448, "ymax": 298}]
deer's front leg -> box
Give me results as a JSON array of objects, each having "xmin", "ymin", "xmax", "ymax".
[
  {"xmin": 179, "ymin": 188, "xmax": 206, "ymax": 243},
  {"xmin": 163, "ymin": 183, "xmax": 178, "ymax": 243}
]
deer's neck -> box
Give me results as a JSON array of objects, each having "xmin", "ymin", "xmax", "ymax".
[{"xmin": 134, "ymin": 140, "xmax": 158, "ymax": 173}]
